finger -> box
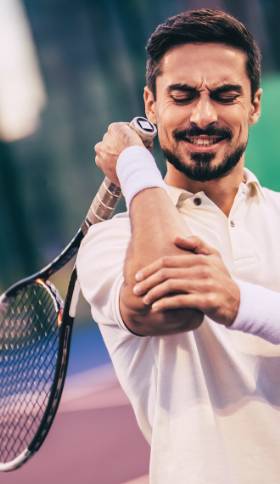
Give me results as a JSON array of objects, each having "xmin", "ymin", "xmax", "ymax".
[
  {"xmin": 134, "ymin": 267, "xmax": 188, "ymax": 295},
  {"xmin": 174, "ymin": 235, "xmax": 218, "ymax": 256},
  {"xmin": 102, "ymin": 131, "xmax": 109, "ymax": 142},
  {"xmin": 143, "ymin": 279, "xmax": 190, "ymax": 305},
  {"xmin": 108, "ymin": 121, "xmax": 128, "ymax": 132},
  {"xmin": 142, "ymin": 277, "xmax": 212, "ymax": 305},
  {"xmin": 107, "ymin": 122, "xmax": 119, "ymax": 132},
  {"xmin": 133, "ymin": 266, "xmax": 207, "ymax": 296},
  {"xmin": 135, "ymin": 258, "xmax": 167, "ymax": 281},
  {"xmin": 95, "ymin": 153, "xmax": 102, "ymax": 167},
  {"xmin": 94, "ymin": 142, "xmax": 102, "ymax": 154},
  {"xmin": 135, "ymin": 253, "xmax": 208, "ymax": 281},
  {"xmin": 151, "ymin": 293, "xmax": 208, "ymax": 312}
]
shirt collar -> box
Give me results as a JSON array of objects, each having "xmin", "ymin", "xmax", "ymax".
[
  {"xmin": 165, "ymin": 167, "xmax": 265, "ymax": 208},
  {"xmin": 243, "ymin": 167, "xmax": 265, "ymax": 199},
  {"xmin": 165, "ymin": 184, "xmax": 193, "ymax": 208}
]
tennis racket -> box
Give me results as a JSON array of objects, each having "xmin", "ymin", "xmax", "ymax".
[{"xmin": 0, "ymin": 116, "xmax": 157, "ymax": 471}]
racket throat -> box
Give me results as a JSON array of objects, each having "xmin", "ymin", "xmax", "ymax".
[{"xmin": 69, "ymin": 278, "xmax": 80, "ymax": 318}]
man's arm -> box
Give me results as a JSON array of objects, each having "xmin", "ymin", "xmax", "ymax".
[
  {"xmin": 94, "ymin": 122, "xmax": 203, "ymax": 336},
  {"xmin": 134, "ymin": 235, "xmax": 280, "ymax": 345},
  {"xmin": 119, "ymin": 187, "xmax": 203, "ymax": 336}
]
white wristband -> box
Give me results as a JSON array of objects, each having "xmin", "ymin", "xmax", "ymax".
[
  {"xmin": 229, "ymin": 279, "xmax": 280, "ymax": 344},
  {"xmin": 116, "ymin": 146, "xmax": 166, "ymax": 209}
]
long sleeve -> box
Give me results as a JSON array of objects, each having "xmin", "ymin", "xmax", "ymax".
[{"xmin": 229, "ymin": 279, "xmax": 280, "ymax": 344}]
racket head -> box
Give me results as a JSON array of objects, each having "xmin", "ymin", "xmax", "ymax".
[{"xmin": 0, "ymin": 277, "xmax": 73, "ymax": 471}]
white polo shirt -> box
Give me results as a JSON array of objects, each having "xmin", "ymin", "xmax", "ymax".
[{"xmin": 77, "ymin": 168, "xmax": 280, "ymax": 484}]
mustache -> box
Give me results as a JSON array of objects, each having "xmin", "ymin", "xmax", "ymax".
[{"xmin": 174, "ymin": 125, "xmax": 232, "ymax": 141}]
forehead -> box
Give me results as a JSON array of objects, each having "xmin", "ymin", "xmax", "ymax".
[{"xmin": 157, "ymin": 42, "xmax": 249, "ymax": 91}]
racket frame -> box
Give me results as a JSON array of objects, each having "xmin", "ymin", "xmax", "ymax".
[{"xmin": 0, "ymin": 117, "xmax": 157, "ymax": 471}]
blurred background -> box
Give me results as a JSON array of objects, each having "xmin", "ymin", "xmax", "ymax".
[{"xmin": 0, "ymin": 0, "xmax": 280, "ymax": 483}]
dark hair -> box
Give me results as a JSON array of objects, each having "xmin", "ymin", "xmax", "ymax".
[{"xmin": 146, "ymin": 9, "xmax": 261, "ymax": 100}]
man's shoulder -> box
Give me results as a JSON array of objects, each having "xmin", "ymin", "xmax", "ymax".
[
  {"xmin": 90, "ymin": 209, "xmax": 130, "ymax": 232},
  {"xmin": 262, "ymin": 186, "xmax": 280, "ymax": 205},
  {"xmin": 80, "ymin": 210, "xmax": 131, "ymax": 249},
  {"xmin": 257, "ymin": 186, "xmax": 280, "ymax": 224},
  {"xmin": 77, "ymin": 210, "xmax": 131, "ymax": 270},
  {"xmin": 245, "ymin": 168, "xmax": 280, "ymax": 206}
]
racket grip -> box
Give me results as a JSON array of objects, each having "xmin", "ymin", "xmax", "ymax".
[
  {"xmin": 83, "ymin": 177, "xmax": 122, "ymax": 228},
  {"xmin": 82, "ymin": 117, "xmax": 157, "ymax": 231}
]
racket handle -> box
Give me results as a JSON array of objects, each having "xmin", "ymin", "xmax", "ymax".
[{"xmin": 82, "ymin": 117, "xmax": 157, "ymax": 232}]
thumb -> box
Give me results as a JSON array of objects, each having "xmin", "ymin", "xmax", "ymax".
[{"xmin": 174, "ymin": 235, "xmax": 218, "ymax": 256}]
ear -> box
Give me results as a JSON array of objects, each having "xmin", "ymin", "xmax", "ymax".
[
  {"xmin": 249, "ymin": 88, "xmax": 262, "ymax": 125},
  {"xmin": 143, "ymin": 86, "xmax": 157, "ymax": 125}
]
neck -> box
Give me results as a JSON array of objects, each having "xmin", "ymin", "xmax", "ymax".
[{"xmin": 164, "ymin": 160, "xmax": 245, "ymax": 216}]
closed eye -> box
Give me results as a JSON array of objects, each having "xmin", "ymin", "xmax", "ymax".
[
  {"xmin": 171, "ymin": 93, "xmax": 198, "ymax": 104},
  {"xmin": 211, "ymin": 93, "xmax": 240, "ymax": 104}
]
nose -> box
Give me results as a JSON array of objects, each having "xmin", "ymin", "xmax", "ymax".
[{"xmin": 189, "ymin": 96, "xmax": 218, "ymax": 128}]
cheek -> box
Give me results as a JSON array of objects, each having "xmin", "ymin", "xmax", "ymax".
[
  {"xmin": 156, "ymin": 112, "xmax": 175, "ymax": 145},
  {"xmin": 156, "ymin": 104, "xmax": 176, "ymax": 127},
  {"xmin": 156, "ymin": 104, "xmax": 188, "ymax": 144},
  {"xmin": 233, "ymin": 120, "xmax": 249, "ymax": 144},
  {"xmin": 157, "ymin": 127, "xmax": 175, "ymax": 152},
  {"xmin": 227, "ymin": 105, "xmax": 250, "ymax": 139}
]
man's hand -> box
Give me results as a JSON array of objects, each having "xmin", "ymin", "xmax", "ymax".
[
  {"xmin": 94, "ymin": 122, "xmax": 144, "ymax": 186},
  {"xmin": 132, "ymin": 235, "xmax": 240, "ymax": 327}
]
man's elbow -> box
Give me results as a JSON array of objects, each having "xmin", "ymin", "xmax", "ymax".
[{"xmin": 119, "ymin": 284, "xmax": 203, "ymax": 336}]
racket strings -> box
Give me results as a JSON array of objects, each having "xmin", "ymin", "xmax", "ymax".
[{"xmin": 0, "ymin": 282, "xmax": 62, "ymax": 464}]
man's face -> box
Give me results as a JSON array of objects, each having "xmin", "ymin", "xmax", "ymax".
[{"xmin": 144, "ymin": 42, "xmax": 262, "ymax": 182}]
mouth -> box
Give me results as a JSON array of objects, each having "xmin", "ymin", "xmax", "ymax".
[{"xmin": 183, "ymin": 135, "xmax": 228, "ymax": 152}]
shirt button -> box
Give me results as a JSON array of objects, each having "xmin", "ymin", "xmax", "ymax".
[
  {"xmin": 230, "ymin": 220, "xmax": 235, "ymax": 228},
  {"xmin": 193, "ymin": 197, "xmax": 202, "ymax": 206}
]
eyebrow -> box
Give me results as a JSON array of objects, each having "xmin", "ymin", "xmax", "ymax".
[{"xmin": 167, "ymin": 83, "xmax": 243, "ymax": 95}]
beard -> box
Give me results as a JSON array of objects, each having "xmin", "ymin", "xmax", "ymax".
[{"xmin": 162, "ymin": 142, "xmax": 247, "ymax": 182}]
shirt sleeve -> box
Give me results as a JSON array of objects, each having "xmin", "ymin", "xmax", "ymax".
[
  {"xmin": 229, "ymin": 279, "xmax": 280, "ymax": 344},
  {"xmin": 76, "ymin": 212, "xmax": 131, "ymax": 332}
]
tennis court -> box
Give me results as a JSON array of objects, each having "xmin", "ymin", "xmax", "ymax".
[{"xmin": 0, "ymin": 323, "xmax": 149, "ymax": 484}]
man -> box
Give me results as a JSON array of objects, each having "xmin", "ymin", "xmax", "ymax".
[{"xmin": 77, "ymin": 9, "xmax": 280, "ymax": 484}]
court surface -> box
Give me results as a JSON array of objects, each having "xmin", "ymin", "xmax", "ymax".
[{"xmin": 0, "ymin": 324, "xmax": 150, "ymax": 484}]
